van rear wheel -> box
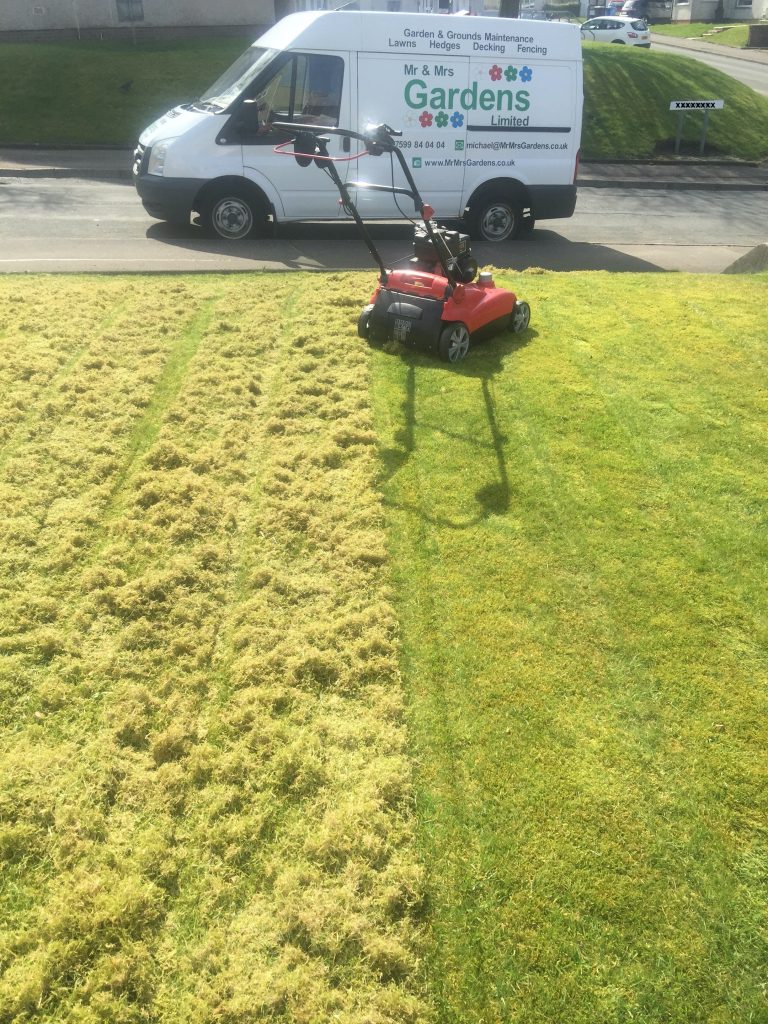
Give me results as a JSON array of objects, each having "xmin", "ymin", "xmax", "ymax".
[
  {"xmin": 467, "ymin": 196, "xmax": 523, "ymax": 243},
  {"xmin": 203, "ymin": 191, "xmax": 264, "ymax": 241}
]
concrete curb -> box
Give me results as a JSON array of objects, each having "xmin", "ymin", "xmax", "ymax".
[{"xmin": 579, "ymin": 177, "xmax": 768, "ymax": 190}]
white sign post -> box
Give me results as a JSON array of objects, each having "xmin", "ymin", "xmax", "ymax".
[{"xmin": 670, "ymin": 100, "xmax": 724, "ymax": 156}]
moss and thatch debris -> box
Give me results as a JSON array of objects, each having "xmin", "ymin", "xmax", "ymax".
[{"xmin": 0, "ymin": 274, "xmax": 430, "ymax": 1023}]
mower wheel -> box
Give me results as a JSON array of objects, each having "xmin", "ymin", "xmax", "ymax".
[
  {"xmin": 438, "ymin": 322, "xmax": 471, "ymax": 363},
  {"xmin": 511, "ymin": 301, "xmax": 531, "ymax": 334},
  {"xmin": 357, "ymin": 304, "xmax": 374, "ymax": 340}
]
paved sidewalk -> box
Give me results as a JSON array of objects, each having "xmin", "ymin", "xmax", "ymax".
[
  {"xmin": 0, "ymin": 147, "xmax": 134, "ymax": 180},
  {"xmin": 0, "ymin": 146, "xmax": 766, "ymax": 190},
  {"xmin": 578, "ymin": 159, "xmax": 768, "ymax": 190},
  {"xmin": 649, "ymin": 31, "xmax": 768, "ymax": 65}
]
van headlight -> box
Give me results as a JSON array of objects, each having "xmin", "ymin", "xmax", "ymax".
[{"xmin": 147, "ymin": 141, "xmax": 170, "ymax": 176}]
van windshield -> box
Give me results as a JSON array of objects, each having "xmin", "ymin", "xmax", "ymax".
[{"xmin": 198, "ymin": 46, "xmax": 278, "ymax": 111}]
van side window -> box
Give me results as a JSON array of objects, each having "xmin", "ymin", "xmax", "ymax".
[
  {"xmin": 295, "ymin": 54, "xmax": 344, "ymax": 126},
  {"xmin": 240, "ymin": 53, "xmax": 343, "ymax": 144}
]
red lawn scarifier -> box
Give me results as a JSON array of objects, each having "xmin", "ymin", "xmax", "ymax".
[{"xmin": 274, "ymin": 122, "xmax": 530, "ymax": 363}]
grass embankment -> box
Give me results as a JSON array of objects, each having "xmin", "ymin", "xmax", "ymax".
[
  {"xmin": 0, "ymin": 276, "xmax": 428, "ymax": 1022},
  {"xmin": 0, "ymin": 38, "xmax": 245, "ymax": 147},
  {"xmin": 371, "ymin": 269, "xmax": 768, "ymax": 1023},
  {"xmin": 582, "ymin": 44, "xmax": 768, "ymax": 158},
  {"xmin": 1, "ymin": 271, "xmax": 767, "ymax": 1023},
  {"xmin": 1, "ymin": 37, "xmax": 768, "ymax": 160},
  {"xmin": 652, "ymin": 22, "xmax": 749, "ymax": 47}
]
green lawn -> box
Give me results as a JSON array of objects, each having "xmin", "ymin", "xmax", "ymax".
[
  {"xmin": 371, "ymin": 268, "xmax": 768, "ymax": 1023},
  {"xmin": 652, "ymin": 22, "xmax": 750, "ymax": 47},
  {"xmin": 0, "ymin": 271, "xmax": 767, "ymax": 1023},
  {"xmin": 1, "ymin": 37, "xmax": 768, "ymax": 160}
]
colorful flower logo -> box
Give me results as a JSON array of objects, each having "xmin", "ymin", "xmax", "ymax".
[
  {"xmin": 450, "ymin": 111, "xmax": 464, "ymax": 128},
  {"xmin": 435, "ymin": 111, "xmax": 449, "ymax": 128},
  {"xmin": 504, "ymin": 65, "xmax": 518, "ymax": 82},
  {"xmin": 489, "ymin": 65, "xmax": 503, "ymax": 82},
  {"xmin": 520, "ymin": 66, "xmax": 533, "ymax": 82},
  {"xmin": 419, "ymin": 111, "xmax": 433, "ymax": 128}
]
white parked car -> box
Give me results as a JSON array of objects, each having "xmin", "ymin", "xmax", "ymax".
[{"xmin": 580, "ymin": 16, "xmax": 651, "ymax": 46}]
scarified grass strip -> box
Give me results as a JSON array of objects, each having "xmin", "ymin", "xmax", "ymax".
[
  {"xmin": 0, "ymin": 287, "xmax": 128, "ymax": 470},
  {"xmin": 0, "ymin": 275, "xmax": 430, "ymax": 1024}
]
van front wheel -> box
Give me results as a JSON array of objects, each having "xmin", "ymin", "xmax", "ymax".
[
  {"xmin": 203, "ymin": 191, "xmax": 262, "ymax": 241},
  {"xmin": 467, "ymin": 196, "xmax": 523, "ymax": 243}
]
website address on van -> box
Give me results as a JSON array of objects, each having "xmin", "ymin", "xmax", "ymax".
[{"xmin": 418, "ymin": 141, "xmax": 568, "ymax": 167}]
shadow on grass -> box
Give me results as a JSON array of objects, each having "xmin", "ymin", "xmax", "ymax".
[{"xmin": 377, "ymin": 328, "xmax": 534, "ymax": 528}]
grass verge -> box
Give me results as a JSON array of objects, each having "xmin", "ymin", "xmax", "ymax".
[
  {"xmin": 651, "ymin": 22, "xmax": 750, "ymax": 47},
  {"xmin": 0, "ymin": 274, "xmax": 429, "ymax": 1023},
  {"xmin": 370, "ymin": 267, "xmax": 768, "ymax": 1023},
  {"xmin": 582, "ymin": 44, "xmax": 768, "ymax": 158},
  {"xmin": 1, "ymin": 38, "xmax": 767, "ymax": 160}
]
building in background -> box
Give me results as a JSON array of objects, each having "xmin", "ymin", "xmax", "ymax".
[
  {"xmin": 1, "ymin": 0, "xmax": 763, "ymax": 39},
  {"xmin": 0, "ymin": 0, "xmax": 275, "ymax": 40},
  {"xmin": 2, "ymin": 0, "xmax": 556, "ymax": 41}
]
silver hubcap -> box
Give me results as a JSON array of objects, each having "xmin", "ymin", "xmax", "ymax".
[
  {"xmin": 512, "ymin": 301, "xmax": 530, "ymax": 333},
  {"xmin": 480, "ymin": 203, "xmax": 514, "ymax": 242},
  {"xmin": 446, "ymin": 325, "xmax": 470, "ymax": 362},
  {"xmin": 212, "ymin": 197, "xmax": 253, "ymax": 239}
]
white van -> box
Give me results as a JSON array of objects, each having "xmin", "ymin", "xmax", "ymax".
[{"xmin": 133, "ymin": 11, "xmax": 583, "ymax": 243}]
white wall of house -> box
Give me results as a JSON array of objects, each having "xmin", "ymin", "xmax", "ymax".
[
  {"xmin": 672, "ymin": 0, "xmax": 766, "ymax": 18},
  {"xmin": 1, "ymin": 0, "xmax": 275, "ymax": 32},
  {"xmin": 725, "ymin": 0, "xmax": 768, "ymax": 20},
  {"xmin": 276, "ymin": 0, "xmax": 504, "ymax": 14}
]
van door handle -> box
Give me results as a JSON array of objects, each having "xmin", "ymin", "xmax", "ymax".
[{"xmin": 342, "ymin": 136, "xmax": 350, "ymax": 153}]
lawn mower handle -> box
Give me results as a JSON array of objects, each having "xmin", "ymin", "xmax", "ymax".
[
  {"xmin": 273, "ymin": 122, "xmax": 424, "ymax": 210},
  {"xmin": 272, "ymin": 121, "xmax": 463, "ymax": 288}
]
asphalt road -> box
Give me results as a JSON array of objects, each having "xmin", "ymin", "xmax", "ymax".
[
  {"xmin": 650, "ymin": 39, "xmax": 768, "ymax": 96},
  {"xmin": 0, "ymin": 176, "xmax": 765, "ymax": 274}
]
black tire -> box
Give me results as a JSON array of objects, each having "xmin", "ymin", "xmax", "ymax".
[
  {"xmin": 467, "ymin": 195, "xmax": 524, "ymax": 243},
  {"xmin": 511, "ymin": 300, "xmax": 531, "ymax": 334},
  {"xmin": 202, "ymin": 190, "xmax": 264, "ymax": 241},
  {"xmin": 611, "ymin": 38, "xmax": 627, "ymax": 42},
  {"xmin": 438, "ymin": 322, "xmax": 471, "ymax": 363},
  {"xmin": 357, "ymin": 304, "xmax": 374, "ymax": 340}
]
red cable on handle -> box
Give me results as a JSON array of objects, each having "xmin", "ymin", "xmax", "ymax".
[{"xmin": 272, "ymin": 139, "xmax": 369, "ymax": 163}]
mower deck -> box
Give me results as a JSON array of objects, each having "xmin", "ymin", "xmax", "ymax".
[{"xmin": 361, "ymin": 269, "xmax": 518, "ymax": 359}]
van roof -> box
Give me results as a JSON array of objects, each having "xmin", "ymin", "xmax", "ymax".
[{"xmin": 255, "ymin": 11, "xmax": 582, "ymax": 62}]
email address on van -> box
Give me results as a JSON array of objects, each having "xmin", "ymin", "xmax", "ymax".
[{"xmin": 465, "ymin": 141, "xmax": 569, "ymax": 151}]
